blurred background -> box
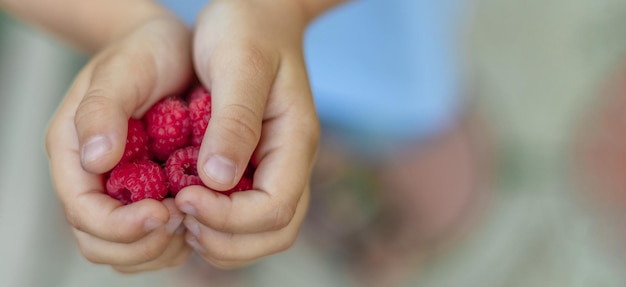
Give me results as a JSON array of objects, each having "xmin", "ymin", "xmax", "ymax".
[{"xmin": 3, "ymin": 0, "xmax": 626, "ymax": 286}]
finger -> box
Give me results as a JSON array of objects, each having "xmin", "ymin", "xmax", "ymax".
[
  {"xmin": 111, "ymin": 199, "xmax": 187, "ymax": 273},
  {"xmin": 74, "ymin": 223, "xmax": 178, "ymax": 266},
  {"xmin": 184, "ymin": 188, "xmax": 308, "ymax": 267},
  {"xmin": 68, "ymin": 193, "xmax": 170, "ymax": 243},
  {"xmin": 175, "ymin": 58, "xmax": 318, "ymax": 234},
  {"xmin": 47, "ymin": 74, "xmax": 171, "ymax": 243},
  {"xmin": 184, "ymin": 233, "xmax": 252, "ymax": 270},
  {"xmin": 161, "ymin": 198, "xmax": 185, "ymax": 234},
  {"xmin": 112, "ymin": 233, "xmax": 192, "ymax": 273},
  {"xmin": 77, "ymin": 27, "xmax": 192, "ymax": 174},
  {"xmin": 193, "ymin": 39, "xmax": 279, "ymax": 190}
]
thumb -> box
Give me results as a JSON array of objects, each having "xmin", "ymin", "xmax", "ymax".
[
  {"xmin": 77, "ymin": 41, "xmax": 191, "ymax": 174},
  {"xmin": 194, "ymin": 44, "xmax": 279, "ymax": 190}
]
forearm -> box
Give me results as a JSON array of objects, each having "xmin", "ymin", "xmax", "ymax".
[{"xmin": 0, "ymin": 0, "xmax": 171, "ymax": 53}]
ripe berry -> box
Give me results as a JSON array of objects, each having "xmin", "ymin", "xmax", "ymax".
[
  {"xmin": 106, "ymin": 160, "xmax": 168, "ymax": 205},
  {"xmin": 188, "ymin": 86, "xmax": 212, "ymax": 146},
  {"xmin": 145, "ymin": 97, "xmax": 191, "ymax": 161},
  {"xmin": 165, "ymin": 146, "xmax": 203, "ymax": 196},
  {"xmin": 222, "ymin": 174, "xmax": 253, "ymax": 196},
  {"xmin": 187, "ymin": 84, "xmax": 211, "ymax": 102},
  {"xmin": 165, "ymin": 146, "xmax": 254, "ymax": 196},
  {"xmin": 103, "ymin": 85, "xmax": 254, "ymax": 204},
  {"xmin": 119, "ymin": 118, "xmax": 151, "ymax": 164},
  {"xmin": 222, "ymin": 163, "xmax": 255, "ymax": 195}
]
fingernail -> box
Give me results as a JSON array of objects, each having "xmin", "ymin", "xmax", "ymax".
[
  {"xmin": 186, "ymin": 235, "xmax": 206, "ymax": 254},
  {"xmin": 180, "ymin": 204, "xmax": 197, "ymax": 217},
  {"xmin": 81, "ymin": 135, "xmax": 112, "ymax": 165},
  {"xmin": 166, "ymin": 215, "xmax": 183, "ymax": 234},
  {"xmin": 185, "ymin": 219, "xmax": 200, "ymax": 237},
  {"xmin": 144, "ymin": 217, "xmax": 163, "ymax": 232},
  {"xmin": 204, "ymin": 155, "xmax": 236, "ymax": 185}
]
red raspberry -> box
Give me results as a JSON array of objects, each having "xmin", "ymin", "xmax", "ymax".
[
  {"xmin": 222, "ymin": 175, "xmax": 253, "ymax": 196},
  {"xmin": 165, "ymin": 146, "xmax": 203, "ymax": 196},
  {"xmin": 222, "ymin": 163, "xmax": 255, "ymax": 195},
  {"xmin": 187, "ymin": 84, "xmax": 211, "ymax": 102},
  {"xmin": 145, "ymin": 97, "xmax": 191, "ymax": 161},
  {"xmin": 106, "ymin": 160, "xmax": 168, "ymax": 205},
  {"xmin": 188, "ymin": 86, "xmax": 212, "ymax": 146},
  {"xmin": 166, "ymin": 146, "xmax": 254, "ymax": 196},
  {"xmin": 119, "ymin": 118, "xmax": 151, "ymax": 164}
]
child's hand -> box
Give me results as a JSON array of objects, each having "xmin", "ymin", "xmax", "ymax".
[
  {"xmin": 173, "ymin": 0, "xmax": 320, "ymax": 268},
  {"xmin": 45, "ymin": 16, "xmax": 194, "ymax": 273}
]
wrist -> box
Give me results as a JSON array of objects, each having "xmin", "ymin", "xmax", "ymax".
[
  {"xmin": 99, "ymin": 2, "xmax": 178, "ymax": 52},
  {"xmin": 1, "ymin": 0, "xmax": 179, "ymax": 53},
  {"xmin": 198, "ymin": 0, "xmax": 310, "ymax": 43},
  {"xmin": 239, "ymin": 0, "xmax": 345, "ymax": 27},
  {"xmin": 293, "ymin": 0, "xmax": 347, "ymax": 23},
  {"xmin": 262, "ymin": 0, "xmax": 347, "ymax": 25}
]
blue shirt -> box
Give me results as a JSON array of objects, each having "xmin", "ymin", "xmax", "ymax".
[{"xmin": 159, "ymin": 0, "xmax": 466, "ymax": 150}]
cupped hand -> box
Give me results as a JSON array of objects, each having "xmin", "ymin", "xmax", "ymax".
[
  {"xmin": 45, "ymin": 15, "xmax": 194, "ymax": 273},
  {"xmin": 174, "ymin": 0, "xmax": 320, "ymax": 268}
]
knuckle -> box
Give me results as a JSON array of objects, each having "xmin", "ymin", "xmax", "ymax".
[
  {"xmin": 108, "ymin": 227, "xmax": 137, "ymax": 244},
  {"xmin": 299, "ymin": 110, "xmax": 320, "ymax": 141},
  {"xmin": 64, "ymin": 208, "xmax": 82, "ymax": 231},
  {"xmin": 217, "ymin": 104, "xmax": 262, "ymax": 145},
  {"xmin": 238, "ymin": 43, "xmax": 273, "ymax": 76},
  {"xmin": 136, "ymin": 238, "xmax": 168, "ymax": 262},
  {"xmin": 272, "ymin": 204, "xmax": 295, "ymax": 230},
  {"xmin": 286, "ymin": 111, "xmax": 320, "ymax": 156},
  {"xmin": 86, "ymin": 48, "xmax": 157, "ymax": 113},
  {"xmin": 206, "ymin": 240, "xmax": 234, "ymax": 262},
  {"xmin": 44, "ymin": 124, "xmax": 58, "ymax": 159},
  {"xmin": 74, "ymin": 91, "xmax": 111, "ymax": 127},
  {"xmin": 210, "ymin": 41, "xmax": 278, "ymax": 86},
  {"xmin": 218, "ymin": 204, "xmax": 234, "ymax": 232},
  {"xmin": 98, "ymin": 46, "xmax": 157, "ymax": 85},
  {"xmin": 275, "ymin": 234, "xmax": 297, "ymax": 253},
  {"xmin": 78, "ymin": 243, "xmax": 104, "ymax": 265},
  {"xmin": 115, "ymin": 49, "xmax": 157, "ymax": 99},
  {"xmin": 223, "ymin": 42, "xmax": 274, "ymax": 76},
  {"xmin": 135, "ymin": 245, "xmax": 162, "ymax": 263},
  {"xmin": 307, "ymin": 118, "xmax": 321, "ymax": 150}
]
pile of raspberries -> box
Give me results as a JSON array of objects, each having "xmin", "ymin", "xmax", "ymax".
[{"xmin": 104, "ymin": 86, "xmax": 254, "ymax": 205}]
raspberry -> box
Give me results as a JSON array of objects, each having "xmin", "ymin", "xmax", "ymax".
[
  {"xmin": 165, "ymin": 146, "xmax": 203, "ymax": 196},
  {"xmin": 222, "ymin": 164, "xmax": 255, "ymax": 195},
  {"xmin": 187, "ymin": 84, "xmax": 211, "ymax": 101},
  {"xmin": 145, "ymin": 97, "xmax": 191, "ymax": 161},
  {"xmin": 103, "ymin": 85, "xmax": 254, "ymax": 204},
  {"xmin": 106, "ymin": 160, "xmax": 168, "ymax": 205},
  {"xmin": 188, "ymin": 87, "xmax": 212, "ymax": 146},
  {"xmin": 119, "ymin": 118, "xmax": 151, "ymax": 164},
  {"xmin": 222, "ymin": 175, "xmax": 253, "ymax": 196},
  {"xmin": 165, "ymin": 145, "xmax": 254, "ymax": 196},
  {"xmin": 150, "ymin": 140, "xmax": 185, "ymax": 162}
]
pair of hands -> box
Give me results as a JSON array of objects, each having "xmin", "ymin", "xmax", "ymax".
[{"xmin": 45, "ymin": 0, "xmax": 319, "ymax": 272}]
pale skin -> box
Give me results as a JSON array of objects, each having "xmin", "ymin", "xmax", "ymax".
[
  {"xmin": 10, "ymin": 0, "xmax": 626, "ymax": 283},
  {"xmin": 1, "ymin": 0, "xmax": 345, "ymax": 272}
]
